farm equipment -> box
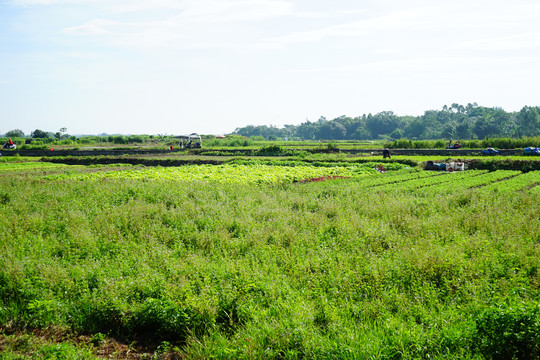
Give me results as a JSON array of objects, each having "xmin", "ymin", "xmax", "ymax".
[
  {"xmin": 482, "ymin": 147, "xmax": 500, "ymax": 155},
  {"xmin": 524, "ymin": 147, "xmax": 540, "ymax": 155},
  {"xmin": 175, "ymin": 133, "xmax": 202, "ymax": 149}
]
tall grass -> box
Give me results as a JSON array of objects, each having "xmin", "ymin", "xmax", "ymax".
[{"xmin": 1, "ymin": 173, "xmax": 539, "ymax": 358}]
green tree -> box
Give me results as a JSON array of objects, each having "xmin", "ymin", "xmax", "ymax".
[
  {"xmin": 473, "ymin": 115, "xmax": 500, "ymax": 139},
  {"xmin": 317, "ymin": 121, "xmax": 346, "ymax": 140},
  {"xmin": 455, "ymin": 118, "xmax": 475, "ymax": 139},
  {"xmin": 55, "ymin": 127, "xmax": 69, "ymax": 140},
  {"xmin": 31, "ymin": 129, "xmax": 50, "ymax": 138},
  {"xmin": 365, "ymin": 111, "xmax": 400, "ymax": 138},
  {"xmin": 295, "ymin": 121, "xmax": 317, "ymax": 140},
  {"xmin": 5, "ymin": 129, "xmax": 24, "ymax": 138},
  {"xmin": 403, "ymin": 118, "xmax": 426, "ymax": 139},
  {"xmin": 517, "ymin": 106, "xmax": 540, "ymax": 136}
]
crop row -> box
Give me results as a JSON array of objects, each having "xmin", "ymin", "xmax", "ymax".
[
  {"xmin": 425, "ymin": 170, "xmax": 522, "ymax": 193},
  {"xmin": 480, "ymin": 171, "xmax": 540, "ymax": 193},
  {"xmin": 374, "ymin": 170, "xmax": 489, "ymax": 192},
  {"xmin": 353, "ymin": 169, "xmax": 442, "ymax": 189}
]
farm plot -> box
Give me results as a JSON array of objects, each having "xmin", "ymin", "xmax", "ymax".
[
  {"xmin": 43, "ymin": 163, "xmax": 387, "ymax": 184},
  {"xmin": 425, "ymin": 170, "xmax": 522, "ymax": 193},
  {"xmin": 373, "ymin": 170, "xmax": 488, "ymax": 192},
  {"xmin": 480, "ymin": 170, "xmax": 540, "ymax": 193},
  {"xmin": 352, "ymin": 169, "xmax": 442, "ymax": 189},
  {"xmin": 0, "ymin": 161, "xmax": 69, "ymax": 173}
]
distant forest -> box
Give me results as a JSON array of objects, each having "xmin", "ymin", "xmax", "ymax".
[{"xmin": 233, "ymin": 103, "xmax": 540, "ymax": 141}]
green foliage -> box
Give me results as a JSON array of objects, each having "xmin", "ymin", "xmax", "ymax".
[
  {"xmin": 253, "ymin": 144, "xmax": 296, "ymax": 156},
  {"xmin": 126, "ymin": 298, "xmax": 208, "ymax": 342},
  {"xmin": 35, "ymin": 343, "xmax": 95, "ymax": 359},
  {"xmin": 0, "ymin": 191, "xmax": 10, "ymax": 205},
  {"xmin": 0, "ymin": 334, "xmax": 96, "ymax": 360},
  {"xmin": 386, "ymin": 137, "xmax": 540, "ymax": 149},
  {"xmin": 474, "ymin": 300, "xmax": 540, "ymax": 359},
  {"xmin": 30, "ymin": 129, "xmax": 50, "ymax": 139},
  {"xmin": 234, "ymin": 104, "xmax": 540, "ymax": 140},
  {"xmin": 0, "ymin": 162, "xmax": 539, "ymax": 357},
  {"xmin": 4, "ymin": 129, "xmax": 25, "ymax": 138},
  {"xmin": 89, "ymin": 333, "xmax": 105, "ymax": 347},
  {"xmin": 470, "ymin": 159, "xmax": 540, "ymax": 172},
  {"xmin": 42, "ymin": 162, "xmax": 383, "ymax": 184},
  {"xmin": 206, "ymin": 136, "xmax": 253, "ymax": 147}
]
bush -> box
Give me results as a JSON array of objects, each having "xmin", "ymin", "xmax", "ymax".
[{"xmin": 254, "ymin": 145, "xmax": 286, "ymax": 156}]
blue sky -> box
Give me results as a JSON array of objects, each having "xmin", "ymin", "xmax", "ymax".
[{"xmin": 1, "ymin": 0, "xmax": 540, "ymax": 135}]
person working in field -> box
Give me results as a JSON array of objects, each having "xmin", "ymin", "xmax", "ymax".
[{"xmin": 383, "ymin": 148, "xmax": 391, "ymax": 159}]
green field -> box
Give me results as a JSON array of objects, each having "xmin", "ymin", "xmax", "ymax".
[{"xmin": 1, "ymin": 160, "xmax": 539, "ymax": 359}]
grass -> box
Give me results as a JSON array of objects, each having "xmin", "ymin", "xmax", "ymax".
[{"xmin": 0, "ymin": 162, "xmax": 539, "ymax": 358}]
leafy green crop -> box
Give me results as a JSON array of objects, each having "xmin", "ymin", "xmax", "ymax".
[
  {"xmin": 481, "ymin": 171, "xmax": 540, "ymax": 193},
  {"xmin": 43, "ymin": 163, "xmax": 383, "ymax": 184}
]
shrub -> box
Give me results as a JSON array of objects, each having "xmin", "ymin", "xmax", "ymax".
[{"xmin": 254, "ymin": 145, "xmax": 284, "ymax": 156}]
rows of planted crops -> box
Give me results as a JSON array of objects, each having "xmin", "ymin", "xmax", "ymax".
[
  {"xmin": 2, "ymin": 161, "xmax": 538, "ymax": 192},
  {"xmin": 370, "ymin": 170, "xmax": 539, "ymax": 193}
]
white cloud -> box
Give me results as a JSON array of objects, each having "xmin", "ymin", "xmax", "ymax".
[
  {"xmin": 454, "ymin": 33, "xmax": 540, "ymax": 51},
  {"xmin": 55, "ymin": 0, "xmax": 296, "ymax": 50},
  {"xmin": 171, "ymin": 0, "xmax": 293, "ymax": 23},
  {"xmin": 9, "ymin": 0, "xmax": 104, "ymax": 5},
  {"xmin": 294, "ymin": 55, "xmax": 540, "ymax": 74},
  {"xmin": 260, "ymin": 7, "xmax": 434, "ymax": 47},
  {"xmin": 61, "ymin": 18, "xmax": 118, "ymax": 35},
  {"xmin": 12, "ymin": 0, "xmax": 295, "ymax": 19}
]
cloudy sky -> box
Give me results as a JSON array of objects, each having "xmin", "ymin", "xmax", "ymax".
[{"xmin": 1, "ymin": 0, "xmax": 540, "ymax": 135}]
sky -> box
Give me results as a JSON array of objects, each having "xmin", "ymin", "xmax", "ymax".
[{"xmin": 1, "ymin": 0, "xmax": 540, "ymax": 135}]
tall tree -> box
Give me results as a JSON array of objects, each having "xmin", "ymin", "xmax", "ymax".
[
  {"xmin": 317, "ymin": 121, "xmax": 346, "ymax": 140},
  {"xmin": 5, "ymin": 129, "xmax": 24, "ymax": 137},
  {"xmin": 31, "ymin": 129, "xmax": 50, "ymax": 138},
  {"xmin": 517, "ymin": 106, "xmax": 540, "ymax": 136},
  {"xmin": 365, "ymin": 111, "xmax": 400, "ymax": 138}
]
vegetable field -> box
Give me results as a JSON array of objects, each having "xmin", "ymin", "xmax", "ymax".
[
  {"xmin": 0, "ymin": 160, "xmax": 539, "ymax": 359},
  {"xmin": 39, "ymin": 162, "xmax": 540, "ymax": 194}
]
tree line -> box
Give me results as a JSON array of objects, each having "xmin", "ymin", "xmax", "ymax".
[
  {"xmin": 233, "ymin": 103, "xmax": 540, "ymax": 140},
  {"xmin": 1, "ymin": 128, "xmax": 165, "ymax": 145}
]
